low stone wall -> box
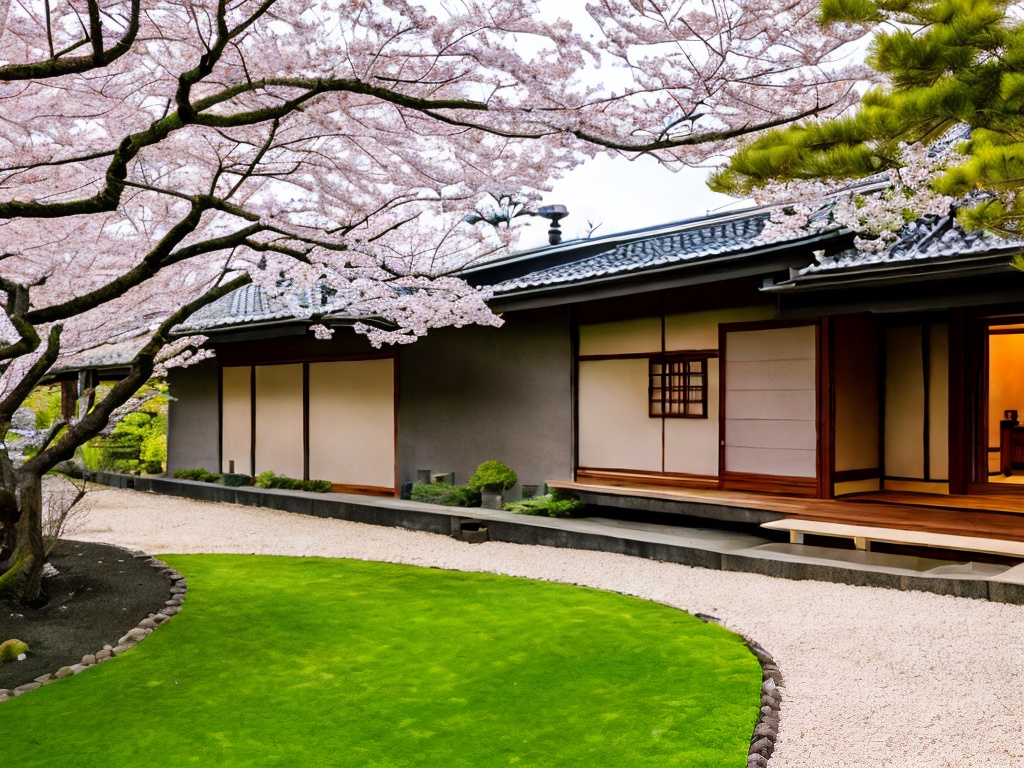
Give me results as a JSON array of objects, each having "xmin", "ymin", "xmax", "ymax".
[{"xmin": 91, "ymin": 473, "xmax": 1024, "ymax": 605}]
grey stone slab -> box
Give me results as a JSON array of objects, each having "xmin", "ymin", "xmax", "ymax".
[
  {"xmin": 988, "ymin": 562, "xmax": 1024, "ymax": 584},
  {"xmin": 747, "ymin": 542, "xmax": 1002, "ymax": 578}
]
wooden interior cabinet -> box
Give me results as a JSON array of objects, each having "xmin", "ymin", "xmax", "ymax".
[{"xmin": 999, "ymin": 420, "xmax": 1024, "ymax": 476}]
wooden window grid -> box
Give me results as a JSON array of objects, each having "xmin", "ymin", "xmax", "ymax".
[{"xmin": 649, "ymin": 354, "xmax": 708, "ymax": 418}]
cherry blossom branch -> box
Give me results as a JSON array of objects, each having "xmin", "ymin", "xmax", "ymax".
[
  {"xmin": 0, "ymin": 281, "xmax": 40, "ymax": 361},
  {"xmin": 24, "ymin": 214, "xmax": 265, "ymax": 325},
  {"xmin": 0, "ymin": 0, "xmax": 140, "ymax": 80}
]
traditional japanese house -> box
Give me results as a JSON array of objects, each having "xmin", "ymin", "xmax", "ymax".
[{"xmin": 160, "ymin": 204, "xmax": 1024, "ymax": 538}]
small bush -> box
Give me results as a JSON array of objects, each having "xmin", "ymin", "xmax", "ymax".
[
  {"xmin": 255, "ymin": 471, "xmax": 303, "ymax": 490},
  {"xmin": 410, "ymin": 481, "xmax": 479, "ymax": 507},
  {"xmin": 468, "ymin": 461, "xmax": 518, "ymax": 493},
  {"xmin": 221, "ymin": 473, "xmax": 252, "ymax": 488},
  {"xmin": 303, "ymin": 479, "xmax": 334, "ymax": 493},
  {"xmin": 503, "ymin": 490, "xmax": 583, "ymax": 518},
  {"xmin": 173, "ymin": 468, "xmax": 221, "ymax": 483},
  {"xmin": 254, "ymin": 471, "xmax": 333, "ymax": 493},
  {"xmin": 42, "ymin": 474, "xmax": 90, "ymax": 554}
]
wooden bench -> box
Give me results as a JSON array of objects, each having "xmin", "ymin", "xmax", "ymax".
[{"xmin": 761, "ymin": 519, "xmax": 1024, "ymax": 559}]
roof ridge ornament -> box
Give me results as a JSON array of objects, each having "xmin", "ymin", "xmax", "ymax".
[{"xmin": 538, "ymin": 205, "xmax": 569, "ymax": 245}]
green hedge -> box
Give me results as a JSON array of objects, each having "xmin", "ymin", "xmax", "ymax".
[
  {"xmin": 172, "ymin": 468, "xmax": 221, "ymax": 483},
  {"xmin": 503, "ymin": 490, "xmax": 583, "ymax": 518},
  {"xmin": 410, "ymin": 482, "xmax": 480, "ymax": 507},
  {"xmin": 254, "ymin": 471, "xmax": 333, "ymax": 493}
]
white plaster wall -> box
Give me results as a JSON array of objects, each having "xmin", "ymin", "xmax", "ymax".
[
  {"xmin": 254, "ymin": 364, "xmax": 305, "ymax": 479},
  {"xmin": 663, "ymin": 358, "xmax": 720, "ymax": 476},
  {"xmin": 579, "ymin": 318, "xmax": 661, "ymax": 356},
  {"xmin": 578, "ymin": 358, "xmax": 662, "ymax": 472},
  {"xmin": 663, "ymin": 306, "xmax": 773, "ymax": 350},
  {"xmin": 308, "ymin": 359, "xmax": 395, "ymax": 489},
  {"xmin": 220, "ymin": 366, "xmax": 251, "ymax": 474}
]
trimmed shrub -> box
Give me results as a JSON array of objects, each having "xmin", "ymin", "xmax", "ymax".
[
  {"xmin": 468, "ymin": 461, "xmax": 518, "ymax": 493},
  {"xmin": 410, "ymin": 482, "xmax": 479, "ymax": 507},
  {"xmin": 221, "ymin": 473, "xmax": 252, "ymax": 488},
  {"xmin": 302, "ymin": 479, "xmax": 334, "ymax": 493},
  {"xmin": 172, "ymin": 468, "xmax": 221, "ymax": 483},
  {"xmin": 254, "ymin": 471, "xmax": 333, "ymax": 493},
  {"xmin": 503, "ymin": 490, "xmax": 583, "ymax": 518},
  {"xmin": 255, "ymin": 471, "xmax": 303, "ymax": 490}
]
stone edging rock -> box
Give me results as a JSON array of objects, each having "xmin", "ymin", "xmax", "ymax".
[
  {"xmin": 695, "ymin": 613, "xmax": 783, "ymax": 768},
  {"xmin": 0, "ymin": 550, "xmax": 186, "ymax": 703},
  {"xmin": 745, "ymin": 637, "xmax": 783, "ymax": 767}
]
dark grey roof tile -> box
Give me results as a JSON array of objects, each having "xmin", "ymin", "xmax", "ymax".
[{"xmin": 492, "ymin": 214, "xmax": 772, "ymax": 293}]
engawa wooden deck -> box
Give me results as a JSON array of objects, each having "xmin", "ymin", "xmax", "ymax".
[{"xmin": 552, "ymin": 479, "xmax": 1024, "ymax": 544}]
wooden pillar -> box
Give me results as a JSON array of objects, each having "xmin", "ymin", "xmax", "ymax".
[
  {"xmin": 60, "ymin": 380, "xmax": 77, "ymax": 422},
  {"xmin": 947, "ymin": 308, "xmax": 970, "ymax": 494}
]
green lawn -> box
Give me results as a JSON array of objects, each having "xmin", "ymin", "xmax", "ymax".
[{"xmin": 2, "ymin": 556, "xmax": 761, "ymax": 767}]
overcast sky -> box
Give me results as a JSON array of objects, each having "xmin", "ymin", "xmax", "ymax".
[{"xmin": 514, "ymin": 155, "xmax": 748, "ymax": 249}]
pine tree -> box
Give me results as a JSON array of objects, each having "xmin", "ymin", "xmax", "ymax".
[{"xmin": 710, "ymin": 0, "xmax": 1024, "ymax": 236}]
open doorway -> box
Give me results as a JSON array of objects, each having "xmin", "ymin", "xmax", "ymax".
[{"xmin": 986, "ymin": 322, "xmax": 1024, "ymax": 485}]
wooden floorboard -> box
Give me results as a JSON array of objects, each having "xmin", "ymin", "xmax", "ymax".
[
  {"xmin": 849, "ymin": 490, "xmax": 1024, "ymax": 515},
  {"xmin": 556, "ymin": 479, "xmax": 1024, "ymax": 543}
]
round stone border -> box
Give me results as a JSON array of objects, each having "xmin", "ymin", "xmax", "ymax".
[
  {"xmin": 695, "ymin": 613, "xmax": 783, "ymax": 768},
  {"xmin": 0, "ymin": 548, "xmax": 186, "ymax": 703}
]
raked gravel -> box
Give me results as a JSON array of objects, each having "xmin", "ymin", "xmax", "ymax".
[{"xmin": 73, "ymin": 487, "xmax": 1024, "ymax": 768}]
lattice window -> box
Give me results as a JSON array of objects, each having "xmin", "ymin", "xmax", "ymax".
[{"xmin": 649, "ymin": 355, "xmax": 708, "ymax": 418}]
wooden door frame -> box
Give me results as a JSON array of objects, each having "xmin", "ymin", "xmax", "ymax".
[
  {"xmin": 963, "ymin": 312, "xmax": 1024, "ymax": 495},
  {"xmin": 718, "ymin": 318, "xmax": 827, "ymax": 498}
]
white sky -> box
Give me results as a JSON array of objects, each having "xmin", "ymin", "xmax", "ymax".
[{"xmin": 516, "ymin": 156, "xmax": 747, "ymax": 249}]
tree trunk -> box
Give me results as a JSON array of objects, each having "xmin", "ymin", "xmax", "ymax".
[
  {"xmin": 13, "ymin": 470, "xmax": 46, "ymax": 607},
  {"xmin": 0, "ymin": 447, "xmax": 20, "ymax": 565}
]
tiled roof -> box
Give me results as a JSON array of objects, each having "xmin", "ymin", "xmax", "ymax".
[
  {"xmin": 51, "ymin": 337, "xmax": 147, "ymax": 373},
  {"xmin": 168, "ymin": 196, "xmax": 1024, "ymax": 333},
  {"xmin": 173, "ymin": 284, "xmax": 354, "ymax": 334},
  {"xmin": 490, "ymin": 212, "xmax": 774, "ymax": 294},
  {"xmin": 776, "ymin": 213, "xmax": 1024, "ymax": 288}
]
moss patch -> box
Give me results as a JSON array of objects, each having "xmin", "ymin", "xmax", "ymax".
[
  {"xmin": 1, "ymin": 556, "xmax": 761, "ymax": 766},
  {"xmin": 0, "ymin": 639, "xmax": 29, "ymax": 663}
]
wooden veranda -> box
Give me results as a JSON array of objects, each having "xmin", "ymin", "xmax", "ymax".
[{"xmin": 552, "ymin": 479, "xmax": 1024, "ymax": 559}]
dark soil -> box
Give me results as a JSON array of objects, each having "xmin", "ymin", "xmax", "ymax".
[{"xmin": 0, "ymin": 539, "xmax": 171, "ymax": 690}]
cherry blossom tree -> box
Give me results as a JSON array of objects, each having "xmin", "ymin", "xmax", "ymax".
[{"xmin": 0, "ymin": 0, "xmax": 871, "ymax": 604}]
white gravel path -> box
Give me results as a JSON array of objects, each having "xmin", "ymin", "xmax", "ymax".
[{"xmin": 74, "ymin": 488, "xmax": 1024, "ymax": 767}]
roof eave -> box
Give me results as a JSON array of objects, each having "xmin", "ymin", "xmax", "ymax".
[
  {"xmin": 488, "ymin": 230, "xmax": 849, "ymax": 309},
  {"xmin": 763, "ymin": 250, "xmax": 1022, "ymax": 293}
]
